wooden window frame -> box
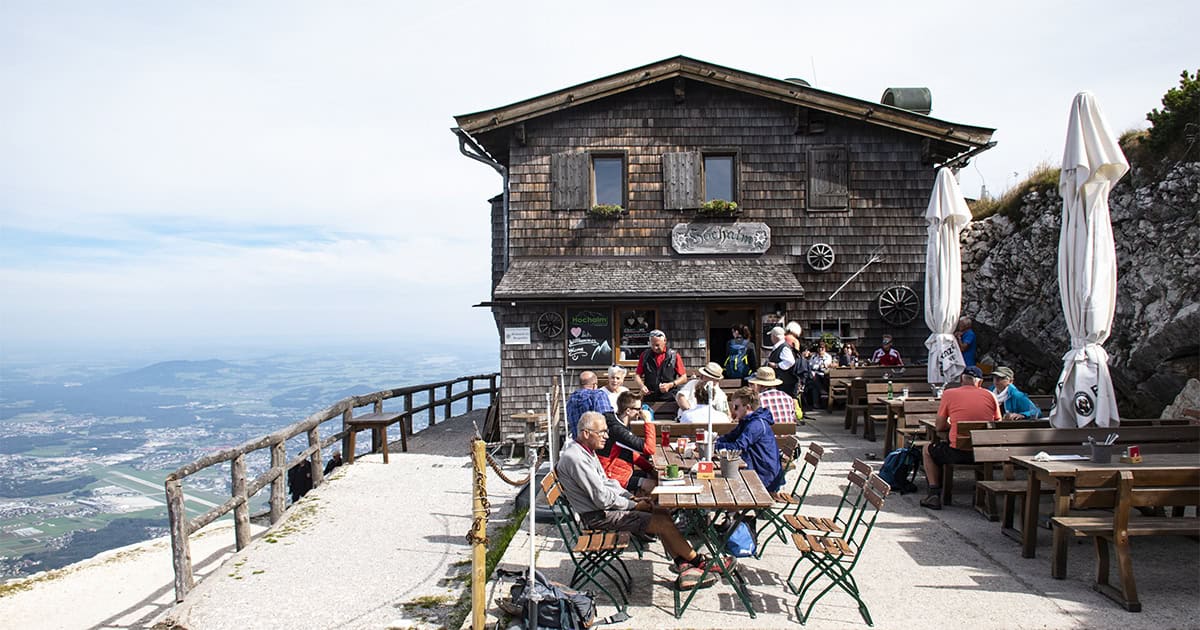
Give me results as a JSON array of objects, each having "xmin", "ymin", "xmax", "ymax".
[
  {"xmin": 590, "ymin": 151, "xmax": 627, "ymax": 209},
  {"xmin": 701, "ymin": 150, "xmax": 739, "ymax": 205},
  {"xmin": 807, "ymin": 145, "xmax": 850, "ymax": 211},
  {"xmin": 615, "ymin": 307, "xmax": 659, "ymax": 366}
]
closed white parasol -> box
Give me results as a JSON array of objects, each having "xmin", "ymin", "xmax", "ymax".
[
  {"xmin": 1049, "ymin": 92, "xmax": 1129, "ymax": 429},
  {"xmin": 923, "ymin": 168, "xmax": 971, "ymax": 385}
]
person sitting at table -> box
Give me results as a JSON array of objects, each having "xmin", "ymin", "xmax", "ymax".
[
  {"xmin": 838, "ymin": 343, "xmax": 856, "ymax": 367},
  {"xmin": 871, "ymin": 335, "xmax": 904, "ymax": 367},
  {"xmin": 676, "ymin": 362, "xmax": 729, "ymax": 414},
  {"xmin": 557, "ymin": 412, "xmax": 735, "ymax": 590},
  {"xmin": 567, "ymin": 370, "xmax": 613, "ymax": 439},
  {"xmin": 919, "ymin": 366, "xmax": 1001, "ymax": 510},
  {"xmin": 748, "ymin": 367, "xmax": 799, "ymax": 425},
  {"xmin": 597, "ymin": 392, "xmax": 657, "ymax": 493},
  {"xmin": 603, "ymin": 365, "xmax": 629, "ymax": 410},
  {"xmin": 678, "ymin": 380, "xmax": 732, "ymax": 424},
  {"xmin": 716, "ymin": 387, "xmax": 785, "ymax": 493},
  {"xmin": 989, "ymin": 366, "xmax": 1041, "ymax": 421}
]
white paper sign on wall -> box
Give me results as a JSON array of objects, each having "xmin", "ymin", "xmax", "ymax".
[{"xmin": 504, "ymin": 327, "xmax": 531, "ymax": 345}]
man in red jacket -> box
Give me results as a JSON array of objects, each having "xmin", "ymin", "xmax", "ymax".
[{"xmin": 596, "ymin": 391, "xmax": 657, "ymax": 493}]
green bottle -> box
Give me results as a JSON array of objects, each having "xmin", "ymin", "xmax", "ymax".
[{"xmin": 887, "ymin": 380, "xmax": 894, "ymax": 400}]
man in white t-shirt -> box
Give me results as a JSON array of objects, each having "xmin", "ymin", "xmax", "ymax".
[{"xmin": 675, "ymin": 362, "xmax": 729, "ymax": 414}]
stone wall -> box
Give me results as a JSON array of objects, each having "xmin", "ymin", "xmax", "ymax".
[{"xmin": 961, "ymin": 161, "xmax": 1200, "ymax": 417}]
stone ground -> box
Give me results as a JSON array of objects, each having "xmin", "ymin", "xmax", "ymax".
[
  {"xmin": 2, "ymin": 408, "xmax": 1195, "ymax": 629},
  {"xmin": 487, "ymin": 408, "xmax": 1200, "ymax": 630}
]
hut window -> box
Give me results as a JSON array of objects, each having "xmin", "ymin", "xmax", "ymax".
[
  {"xmin": 592, "ymin": 155, "xmax": 625, "ymax": 207},
  {"xmin": 808, "ymin": 146, "xmax": 849, "ymax": 210},
  {"xmin": 703, "ymin": 154, "xmax": 735, "ymax": 203}
]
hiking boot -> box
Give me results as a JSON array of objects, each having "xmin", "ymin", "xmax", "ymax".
[
  {"xmin": 920, "ymin": 494, "xmax": 942, "ymax": 510},
  {"xmin": 676, "ymin": 567, "xmax": 718, "ymax": 590}
]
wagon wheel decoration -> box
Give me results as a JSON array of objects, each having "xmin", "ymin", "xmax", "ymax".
[
  {"xmin": 877, "ymin": 285, "xmax": 920, "ymax": 327},
  {"xmin": 806, "ymin": 243, "xmax": 835, "ymax": 271},
  {"xmin": 536, "ymin": 312, "xmax": 564, "ymax": 339}
]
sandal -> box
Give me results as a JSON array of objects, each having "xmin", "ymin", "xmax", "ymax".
[
  {"xmin": 920, "ymin": 494, "xmax": 942, "ymax": 510},
  {"xmin": 676, "ymin": 567, "xmax": 718, "ymax": 590}
]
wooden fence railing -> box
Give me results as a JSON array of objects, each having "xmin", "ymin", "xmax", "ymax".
[{"xmin": 163, "ymin": 372, "xmax": 500, "ymax": 602}]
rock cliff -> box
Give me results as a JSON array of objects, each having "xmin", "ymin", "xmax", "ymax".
[{"xmin": 961, "ymin": 161, "xmax": 1200, "ymax": 417}]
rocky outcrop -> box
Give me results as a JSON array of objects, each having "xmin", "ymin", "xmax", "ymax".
[{"xmin": 962, "ymin": 162, "xmax": 1200, "ymax": 417}]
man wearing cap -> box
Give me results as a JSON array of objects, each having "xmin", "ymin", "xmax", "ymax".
[
  {"xmin": 632, "ymin": 330, "xmax": 687, "ymax": 402},
  {"xmin": 989, "ymin": 366, "xmax": 1041, "ymax": 421},
  {"xmin": 567, "ymin": 370, "xmax": 614, "ymax": 439},
  {"xmin": 920, "ymin": 366, "xmax": 1001, "ymax": 510},
  {"xmin": 676, "ymin": 362, "xmax": 730, "ymax": 414},
  {"xmin": 764, "ymin": 326, "xmax": 799, "ymax": 397},
  {"xmin": 871, "ymin": 335, "xmax": 904, "ymax": 367},
  {"xmin": 748, "ymin": 366, "xmax": 799, "ymax": 424}
]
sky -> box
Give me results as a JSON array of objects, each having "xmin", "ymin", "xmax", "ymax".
[{"xmin": 1, "ymin": 1, "xmax": 1194, "ymax": 361}]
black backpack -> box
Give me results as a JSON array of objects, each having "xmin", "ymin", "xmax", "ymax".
[
  {"xmin": 878, "ymin": 443, "xmax": 920, "ymax": 494},
  {"xmin": 497, "ymin": 568, "xmax": 616, "ymax": 629}
]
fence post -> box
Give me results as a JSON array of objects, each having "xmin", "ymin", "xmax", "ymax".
[
  {"xmin": 166, "ymin": 478, "xmax": 193, "ymax": 602},
  {"xmin": 342, "ymin": 408, "xmax": 353, "ymax": 462},
  {"xmin": 231, "ymin": 454, "xmax": 251, "ymax": 550},
  {"xmin": 308, "ymin": 426, "xmax": 325, "ymax": 488},
  {"xmin": 470, "ymin": 439, "xmax": 487, "ymax": 630},
  {"xmin": 428, "ymin": 386, "xmax": 436, "ymax": 427},
  {"xmin": 466, "ymin": 377, "xmax": 475, "ymax": 413},
  {"xmin": 270, "ymin": 441, "xmax": 286, "ymax": 523},
  {"xmin": 444, "ymin": 383, "xmax": 453, "ymax": 420}
]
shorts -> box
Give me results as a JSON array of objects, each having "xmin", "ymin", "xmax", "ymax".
[
  {"xmin": 929, "ymin": 441, "xmax": 975, "ymax": 466},
  {"xmin": 579, "ymin": 509, "xmax": 651, "ymax": 535}
]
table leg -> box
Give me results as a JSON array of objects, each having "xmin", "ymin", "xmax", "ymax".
[
  {"xmin": 1021, "ymin": 470, "xmax": 1040, "ymax": 558},
  {"xmin": 883, "ymin": 409, "xmax": 897, "ymax": 454},
  {"xmin": 1050, "ymin": 478, "xmax": 1073, "ymax": 579}
]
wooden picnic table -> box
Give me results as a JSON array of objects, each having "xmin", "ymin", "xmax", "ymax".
[
  {"xmin": 652, "ymin": 468, "xmax": 774, "ymax": 618},
  {"xmin": 345, "ymin": 411, "xmax": 407, "ymax": 464},
  {"xmin": 877, "ymin": 396, "xmax": 937, "ymax": 453},
  {"xmin": 1010, "ymin": 452, "xmax": 1200, "ymax": 576}
]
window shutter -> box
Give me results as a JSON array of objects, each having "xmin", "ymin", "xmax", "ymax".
[
  {"xmin": 662, "ymin": 151, "xmax": 702, "ymax": 210},
  {"xmin": 551, "ymin": 151, "xmax": 589, "ymax": 210},
  {"xmin": 808, "ymin": 146, "xmax": 849, "ymax": 210}
]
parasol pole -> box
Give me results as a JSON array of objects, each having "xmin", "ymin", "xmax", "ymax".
[{"xmin": 705, "ymin": 382, "xmax": 714, "ymax": 462}]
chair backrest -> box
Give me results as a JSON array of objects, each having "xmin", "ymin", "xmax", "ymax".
[
  {"xmin": 845, "ymin": 473, "xmax": 892, "ymax": 548},
  {"xmin": 828, "ymin": 459, "xmax": 873, "ymax": 530},
  {"xmin": 785, "ymin": 442, "xmax": 825, "ymax": 503},
  {"xmin": 1069, "ymin": 468, "xmax": 1200, "ymax": 510}
]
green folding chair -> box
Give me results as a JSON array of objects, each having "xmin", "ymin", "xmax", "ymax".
[
  {"xmin": 540, "ymin": 472, "xmax": 633, "ymax": 611},
  {"xmin": 782, "ymin": 458, "xmax": 873, "ymax": 539},
  {"xmin": 786, "ymin": 472, "xmax": 892, "ymax": 626},
  {"xmin": 756, "ymin": 441, "xmax": 824, "ymax": 557}
]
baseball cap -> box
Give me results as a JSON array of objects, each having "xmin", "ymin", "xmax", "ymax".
[
  {"xmin": 992, "ymin": 366, "xmax": 1014, "ymax": 380},
  {"xmin": 963, "ymin": 366, "xmax": 984, "ymax": 379}
]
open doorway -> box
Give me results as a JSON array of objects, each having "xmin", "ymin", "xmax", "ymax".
[{"xmin": 706, "ymin": 306, "xmax": 758, "ymax": 374}]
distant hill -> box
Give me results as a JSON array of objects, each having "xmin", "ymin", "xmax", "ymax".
[{"xmin": 94, "ymin": 359, "xmax": 233, "ymax": 389}]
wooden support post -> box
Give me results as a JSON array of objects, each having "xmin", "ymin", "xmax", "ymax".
[
  {"xmin": 444, "ymin": 384, "xmax": 453, "ymax": 420},
  {"xmin": 308, "ymin": 426, "xmax": 325, "ymax": 488},
  {"xmin": 466, "ymin": 378, "xmax": 475, "ymax": 413},
  {"xmin": 342, "ymin": 408, "xmax": 353, "ymax": 462},
  {"xmin": 428, "ymin": 387, "xmax": 436, "ymax": 427},
  {"xmin": 471, "ymin": 439, "xmax": 487, "ymax": 630},
  {"xmin": 166, "ymin": 478, "xmax": 194, "ymax": 602},
  {"xmin": 231, "ymin": 454, "xmax": 251, "ymax": 550},
  {"xmin": 270, "ymin": 442, "xmax": 286, "ymax": 523},
  {"xmin": 374, "ymin": 399, "xmax": 383, "ymax": 414}
]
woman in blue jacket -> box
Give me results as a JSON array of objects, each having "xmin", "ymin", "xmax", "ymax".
[
  {"xmin": 989, "ymin": 366, "xmax": 1041, "ymax": 420},
  {"xmin": 715, "ymin": 387, "xmax": 784, "ymax": 492}
]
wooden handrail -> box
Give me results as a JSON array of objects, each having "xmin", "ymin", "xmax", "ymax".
[{"xmin": 163, "ymin": 372, "xmax": 500, "ymax": 602}]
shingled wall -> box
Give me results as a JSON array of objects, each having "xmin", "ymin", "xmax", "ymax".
[{"xmin": 490, "ymin": 80, "xmax": 941, "ymax": 432}]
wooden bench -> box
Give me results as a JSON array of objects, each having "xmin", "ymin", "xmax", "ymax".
[
  {"xmin": 863, "ymin": 383, "xmax": 932, "ymax": 442},
  {"xmin": 1051, "ymin": 469, "xmax": 1200, "ymax": 611},
  {"xmin": 630, "ymin": 420, "xmax": 798, "ymax": 438},
  {"xmin": 972, "ymin": 425, "xmax": 1200, "ymax": 532},
  {"xmin": 893, "ymin": 399, "xmax": 941, "ymax": 451}
]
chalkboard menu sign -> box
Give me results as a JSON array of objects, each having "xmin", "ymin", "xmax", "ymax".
[
  {"xmin": 566, "ymin": 308, "xmax": 613, "ymax": 367},
  {"xmin": 618, "ymin": 309, "xmax": 656, "ymax": 362}
]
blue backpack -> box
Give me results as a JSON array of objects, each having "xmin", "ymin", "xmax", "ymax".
[
  {"xmin": 725, "ymin": 340, "xmax": 751, "ymax": 379},
  {"xmin": 878, "ymin": 446, "xmax": 920, "ymax": 494}
]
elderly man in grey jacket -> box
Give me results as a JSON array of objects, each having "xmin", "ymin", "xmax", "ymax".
[{"xmin": 556, "ymin": 411, "xmax": 734, "ymax": 589}]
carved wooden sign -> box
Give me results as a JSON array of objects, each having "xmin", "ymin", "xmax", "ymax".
[{"xmin": 671, "ymin": 222, "xmax": 770, "ymax": 254}]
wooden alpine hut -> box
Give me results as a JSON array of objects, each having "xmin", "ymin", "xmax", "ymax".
[{"xmin": 452, "ymin": 56, "xmax": 994, "ymax": 437}]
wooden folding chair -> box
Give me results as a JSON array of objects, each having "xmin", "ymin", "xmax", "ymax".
[
  {"xmin": 786, "ymin": 472, "xmax": 892, "ymax": 626},
  {"xmin": 540, "ymin": 471, "xmax": 633, "ymax": 611},
  {"xmin": 783, "ymin": 459, "xmax": 873, "ymax": 538},
  {"xmin": 756, "ymin": 442, "xmax": 824, "ymax": 557}
]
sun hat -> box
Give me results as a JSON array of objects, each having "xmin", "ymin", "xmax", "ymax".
[
  {"xmin": 963, "ymin": 366, "xmax": 984, "ymax": 379},
  {"xmin": 698, "ymin": 362, "xmax": 724, "ymax": 380},
  {"xmin": 747, "ymin": 367, "xmax": 782, "ymax": 387},
  {"xmin": 992, "ymin": 366, "xmax": 1015, "ymax": 380}
]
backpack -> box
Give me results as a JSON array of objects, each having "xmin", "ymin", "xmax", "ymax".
[
  {"xmin": 725, "ymin": 520, "xmax": 757, "ymax": 558},
  {"xmin": 724, "ymin": 340, "xmax": 751, "ymax": 379},
  {"xmin": 497, "ymin": 568, "xmax": 619, "ymax": 629},
  {"xmin": 878, "ymin": 445, "xmax": 920, "ymax": 494}
]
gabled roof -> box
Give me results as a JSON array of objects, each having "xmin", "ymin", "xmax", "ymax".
[
  {"xmin": 492, "ymin": 258, "xmax": 804, "ymax": 302},
  {"xmin": 454, "ymin": 55, "xmax": 994, "ymax": 153}
]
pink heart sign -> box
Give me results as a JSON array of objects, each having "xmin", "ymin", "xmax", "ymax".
[{"xmin": 570, "ymin": 327, "xmax": 583, "ymax": 337}]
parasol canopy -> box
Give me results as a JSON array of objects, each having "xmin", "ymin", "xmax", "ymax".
[{"xmin": 923, "ymin": 168, "xmax": 971, "ymax": 385}]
